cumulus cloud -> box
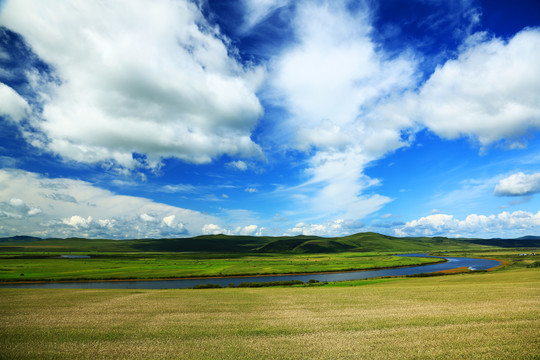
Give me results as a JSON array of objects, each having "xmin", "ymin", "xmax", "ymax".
[
  {"xmin": 494, "ymin": 172, "xmax": 540, "ymax": 197},
  {"xmin": 201, "ymin": 223, "xmax": 259, "ymax": 236},
  {"xmin": 55, "ymin": 213, "xmax": 188, "ymax": 238},
  {"xmin": 0, "ymin": 168, "xmax": 217, "ymax": 238},
  {"xmin": 270, "ymin": 1, "xmax": 416, "ymax": 152},
  {"xmin": 395, "ymin": 211, "xmax": 540, "ymax": 237},
  {"xmin": 226, "ymin": 160, "xmax": 248, "ymax": 171},
  {"xmin": 240, "ymin": 224, "xmax": 259, "ymax": 235},
  {"xmin": 0, "ymin": 0, "xmax": 263, "ymax": 169},
  {"xmin": 268, "ymin": 1, "xmax": 415, "ymax": 220},
  {"xmin": 288, "ymin": 218, "xmax": 363, "ymax": 237},
  {"xmin": 412, "ymin": 29, "xmax": 540, "ymax": 146},
  {"xmin": 0, "ymin": 197, "xmax": 41, "ymax": 219},
  {"xmin": 62, "ymin": 215, "xmax": 92, "ymax": 229},
  {"xmin": 201, "ymin": 223, "xmax": 224, "ymax": 235}
]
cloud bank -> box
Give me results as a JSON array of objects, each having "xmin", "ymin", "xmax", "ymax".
[
  {"xmin": 0, "ymin": 168, "xmax": 218, "ymax": 238},
  {"xmin": 0, "ymin": 0, "xmax": 263, "ymax": 169},
  {"xmin": 395, "ymin": 211, "xmax": 540, "ymax": 237}
]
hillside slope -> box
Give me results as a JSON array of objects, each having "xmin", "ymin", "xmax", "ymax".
[{"xmin": 0, "ymin": 232, "xmax": 538, "ymax": 253}]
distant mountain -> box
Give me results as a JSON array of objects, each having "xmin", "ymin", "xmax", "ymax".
[
  {"xmin": 0, "ymin": 232, "xmax": 538, "ymax": 253},
  {"xmin": 517, "ymin": 235, "xmax": 540, "ymax": 240},
  {"xmin": 464, "ymin": 237, "xmax": 540, "ymax": 248},
  {"xmin": 0, "ymin": 235, "xmax": 42, "ymax": 243}
]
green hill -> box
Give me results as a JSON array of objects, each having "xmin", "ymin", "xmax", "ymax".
[
  {"xmin": 256, "ymin": 232, "xmax": 493, "ymax": 253},
  {"xmin": 0, "ymin": 232, "xmax": 538, "ymax": 254},
  {"xmin": 256, "ymin": 236, "xmax": 323, "ymax": 252}
]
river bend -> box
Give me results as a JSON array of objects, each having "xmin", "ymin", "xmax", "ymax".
[{"xmin": 0, "ymin": 253, "xmax": 501, "ymax": 289}]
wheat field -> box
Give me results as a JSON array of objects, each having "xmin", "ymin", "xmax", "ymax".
[{"xmin": 1, "ymin": 268, "xmax": 538, "ymax": 359}]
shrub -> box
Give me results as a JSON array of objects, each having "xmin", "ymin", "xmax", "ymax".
[
  {"xmin": 193, "ymin": 283, "xmax": 223, "ymax": 289},
  {"xmin": 236, "ymin": 280, "xmax": 304, "ymax": 288}
]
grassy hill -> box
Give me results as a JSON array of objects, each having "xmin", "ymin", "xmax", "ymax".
[
  {"xmin": 257, "ymin": 232, "xmax": 500, "ymax": 253},
  {"xmin": 0, "ymin": 232, "xmax": 538, "ymax": 254}
]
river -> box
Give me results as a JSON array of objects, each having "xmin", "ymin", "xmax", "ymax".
[{"xmin": 0, "ymin": 254, "xmax": 501, "ymax": 289}]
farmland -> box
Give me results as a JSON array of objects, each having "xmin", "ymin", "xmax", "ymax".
[{"xmin": 0, "ymin": 265, "xmax": 538, "ymax": 359}]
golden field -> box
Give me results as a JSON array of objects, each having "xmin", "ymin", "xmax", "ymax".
[{"xmin": 1, "ymin": 267, "xmax": 538, "ymax": 359}]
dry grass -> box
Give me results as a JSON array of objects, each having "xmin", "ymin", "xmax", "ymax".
[{"xmin": 1, "ymin": 268, "xmax": 538, "ymax": 359}]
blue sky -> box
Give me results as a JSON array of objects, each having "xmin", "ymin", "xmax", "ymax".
[{"xmin": 0, "ymin": 0, "xmax": 539, "ymax": 239}]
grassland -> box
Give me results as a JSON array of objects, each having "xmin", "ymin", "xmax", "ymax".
[
  {"xmin": 1, "ymin": 266, "xmax": 538, "ymax": 359},
  {"xmin": 0, "ymin": 232, "xmax": 514, "ymax": 282},
  {"xmin": 0, "ymin": 252, "xmax": 442, "ymax": 282}
]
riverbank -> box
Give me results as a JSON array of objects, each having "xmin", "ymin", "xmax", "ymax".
[
  {"xmin": 0, "ymin": 253, "xmax": 443, "ymax": 283},
  {"xmin": 0, "ymin": 258, "xmax": 449, "ymax": 284},
  {"xmin": 0, "ymin": 255, "xmax": 503, "ymax": 289}
]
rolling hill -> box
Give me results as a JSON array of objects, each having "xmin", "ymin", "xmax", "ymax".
[{"xmin": 0, "ymin": 232, "xmax": 538, "ymax": 253}]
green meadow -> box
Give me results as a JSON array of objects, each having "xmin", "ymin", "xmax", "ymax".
[
  {"xmin": 0, "ymin": 232, "xmax": 516, "ymax": 282},
  {"xmin": 0, "ymin": 252, "xmax": 443, "ymax": 282}
]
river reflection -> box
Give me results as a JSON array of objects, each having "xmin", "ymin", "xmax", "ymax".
[{"xmin": 0, "ymin": 253, "xmax": 500, "ymax": 289}]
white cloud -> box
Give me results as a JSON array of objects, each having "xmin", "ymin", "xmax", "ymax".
[
  {"xmin": 62, "ymin": 215, "xmax": 92, "ymax": 229},
  {"xmin": 267, "ymin": 1, "xmax": 415, "ymax": 221},
  {"xmin": 201, "ymin": 223, "xmax": 224, "ymax": 235},
  {"xmin": 0, "ymin": 83, "xmax": 30, "ymax": 123},
  {"xmin": 9, "ymin": 198, "xmax": 25, "ymax": 207},
  {"xmin": 0, "ymin": 197, "xmax": 41, "ymax": 219},
  {"xmin": 245, "ymin": 187, "xmax": 258, "ymax": 193},
  {"xmin": 397, "ymin": 214, "xmax": 458, "ymax": 237},
  {"xmin": 413, "ymin": 29, "xmax": 540, "ymax": 146},
  {"xmin": 494, "ymin": 172, "xmax": 540, "ymax": 197},
  {"xmin": 162, "ymin": 215, "xmax": 175, "ymax": 227},
  {"xmin": 238, "ymin": 224, "xmax": 258, "ymax": 235},
  {"xmin": 298, "ymin": 149, "xmax": 392, "ymax": 219},
  {"xmin": 287, "ymin": 218, "xmax": 363, "ymax": 237},
  {"xmin": 270, "ymin": 2, "xmax": 416, "ymax": 152},
  {"xmin": 0, "ymin": 168, "xmax": 217, "ymax": 238},
  {"xmin": 227, "ymin": 160, "xmax": 248, "ymax": 171},
  {"xmin": 140, "ymin": 213, "xmax": 157, "ymax": 222},
  {"xmin": 201, "ymin": 223, "xmax": 259, "ymax": 236},
  {"xmin": 0, "ymin": 0, "xmax": 263, "ymax": 169},
  {"xmin": 396, "ymin": 211, "xmax": 540, "ymax": 238}
]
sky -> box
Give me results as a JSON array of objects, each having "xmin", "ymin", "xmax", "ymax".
[{"xmin": 0, "ymin": 0, "xmax": 539, "ymax": 240}]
